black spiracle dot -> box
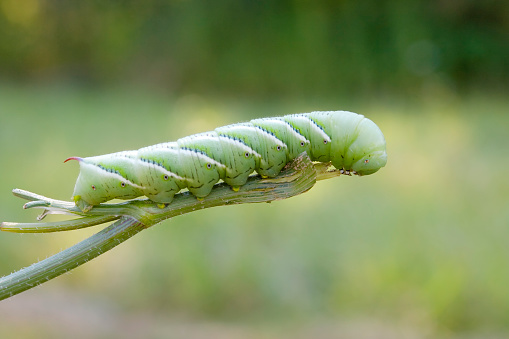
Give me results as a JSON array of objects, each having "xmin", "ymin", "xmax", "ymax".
[
  {"xmin": 300, "ymin": 141, "xmax": 305, "ymax": 146},
  {"xmin": 323, "ymin": 139, "xmax": 328, "ymax": 145},
  {"xmin": 206, "ymin": 163, "xmax": 212, "ymax": 169},
  {"xmin": 244, "ymin": 152, "xmax": 250, "ymax": 158},
  {"xmin": 364, "ymin": 159, "xmax": 369, "ymax": 164},
  {"xmin": 91, "ymin": 185, "xmax": 96, "ymax": 190},
  {"xmin": 163, "ymin": 175, "xmax": 169, "ymax": 180},
  {"xmin": 121, "ymin": 182, "xmax": 126, "ymax": 187},
  {"xmin": 276, "ymin": 145, "xmax": 282, "ymax": 151}
]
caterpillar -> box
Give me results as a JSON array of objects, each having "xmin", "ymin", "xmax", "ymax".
[{"xmin": 66, "ymin": 111, "xmax": 387, "ymax": 212}]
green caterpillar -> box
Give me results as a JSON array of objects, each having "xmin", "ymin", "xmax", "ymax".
[{"xmin": 66, "ymin": 111, "xmax": 387, "ymax": 212}]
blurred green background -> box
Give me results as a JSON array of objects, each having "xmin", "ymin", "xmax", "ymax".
[{"xmin": 0, "ymin": 1, "xmax": 508, "ymax": 338}]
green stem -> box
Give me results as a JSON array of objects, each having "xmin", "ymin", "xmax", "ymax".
[
  {"xmin": 0, "ymin": 217, "xmax": 144, "ymax": 300},
  {"xmin": 0, "ymin": 154, "xmax": 341, "ymax": 300},
  {"xmin": 0, "ymin": 216, "xmax": 119, "ymax": 233}
]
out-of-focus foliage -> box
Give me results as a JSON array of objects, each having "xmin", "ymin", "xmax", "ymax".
[{"xmin": 0, "ymin": 0, "xmax": 507, "ymax": 97}]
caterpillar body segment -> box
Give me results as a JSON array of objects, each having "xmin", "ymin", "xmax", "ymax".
[{"xmin": 67, "ymin": 111, "xmax": 387, "ymax": 211}]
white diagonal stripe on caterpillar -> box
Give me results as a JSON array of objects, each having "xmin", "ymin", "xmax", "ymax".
[
  {"xmin": 257, "ymin": 118, "xmax": 309, "ymax": 144},
  {"xmin": 217, "ymin": 135, "xmax": 262, "ymax": 158},
  {"xmin": 177, "ymin": 148, "xmax": 226, "ymax": 169},
  {"xmin": 234, "ymin": 125, "xmax": 288, "ymax": 148},
  {"xmin": 178, "ymin": 132, "xmax": 263, "ymax": 160},
  {"xmin": 303, "ymin": 115, "xmax": 332, "ymax": 142},
  {"xmin": 136, "ymin": 157, "xmax": 186, "ymax": 181},
  {"xmin": 80, "ymin": 162, "xmax": 146, "ymax": 190}
]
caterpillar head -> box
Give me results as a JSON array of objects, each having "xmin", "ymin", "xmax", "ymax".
[
  {"xmin": 329, "ymin": 112, "xmax": 387, "ymax": 176},
  {"xmin": 348, "ymin": 117, "xmax": 387, "ymax": 176}
]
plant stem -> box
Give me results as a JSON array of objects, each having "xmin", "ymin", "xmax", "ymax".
[
  {"xmin": 0, "ymin": 154, "xmax": 340, "ymax": 300},
  {"xmin": 0, "ymin": 217, "xmax": 144, "ymax": 300}
]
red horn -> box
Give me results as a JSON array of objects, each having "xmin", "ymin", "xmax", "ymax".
[{"xmin": 64, "ymin": 157, "xmax": 83, "ymax": 163}]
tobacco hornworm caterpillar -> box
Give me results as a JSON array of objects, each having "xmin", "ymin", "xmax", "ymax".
[{"xmin": 66, "ymin": 111, "xmax": 387, "ymax": 212}]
